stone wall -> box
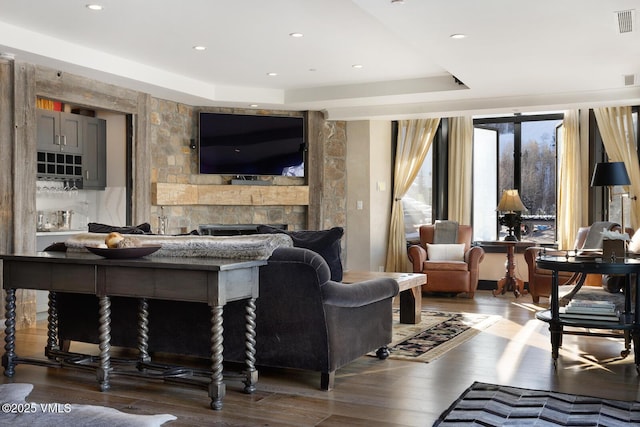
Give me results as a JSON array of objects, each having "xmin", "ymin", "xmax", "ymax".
[
  {"xmin": 319, "ymin": 121, "xmax": 347, "ymax": 230},
  {"xmin": 148, "ymin": 100, "xmax": 346, "ymax": 234}
]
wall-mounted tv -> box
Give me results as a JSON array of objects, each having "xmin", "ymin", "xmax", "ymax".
[{"xmin": 198, "ymin": 112, "xmax": 306, "ymax": 177}]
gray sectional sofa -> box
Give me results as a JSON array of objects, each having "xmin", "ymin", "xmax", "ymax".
[{"xmin": 51, "ymin": 230, "xmax": 399, "ymax": 390}]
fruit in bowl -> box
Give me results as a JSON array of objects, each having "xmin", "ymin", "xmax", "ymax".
[{"xmin": 105, "ymin": 232, "xmax": 141, "ymax": 248}]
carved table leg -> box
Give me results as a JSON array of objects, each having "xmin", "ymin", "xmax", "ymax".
[
  {"xmin": 97, "ymin": 295, "xmax": 112, "ymax": 391},
  {"xmin": 137, "ymin": 298, "xmax": 151, "ymax": 365},
  {"xmin": 2, "ymin": 288, "xmax": 16, "ymax": 377},
  {"xmin": 209, "ymin": 304, "xmax": 225, "ymax": 410},
  {"xmin": 243, "ymin": 298, "xmax": 258, "ymax": 394},
  {"xmin": 633, "ymin": 331, "xmax": 640, "ymax": 374},
  {"xmin": 45, "ymin": 291, "xmax": 59, "ymax": 358}
]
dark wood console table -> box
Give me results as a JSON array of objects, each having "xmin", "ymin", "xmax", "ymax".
[
  {"xmin": 0, "ymin": 252, "xmax": 266, "ymax": 410},
  {"xmin": 535, "ymin": 255, "xmax": 640, "ymax": 370}
]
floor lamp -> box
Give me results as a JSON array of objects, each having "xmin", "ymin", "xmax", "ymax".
[{"xmin": 591, "ymin": 161, "xmax": 631, "ymax": 228}]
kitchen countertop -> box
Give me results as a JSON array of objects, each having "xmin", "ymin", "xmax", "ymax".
[{"xmin": 36, "ymin": 230, "xmax": 86, "ymax": 237}]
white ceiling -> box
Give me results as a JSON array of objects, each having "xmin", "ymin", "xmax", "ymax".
[{"xmin": 1, "ymin": 0, "xmax": 640, "ymax": 120}]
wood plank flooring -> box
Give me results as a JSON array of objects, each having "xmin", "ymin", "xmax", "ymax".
[{"xmin": 3, "ymin": 290, "xmax": 640, "ymax": 426}]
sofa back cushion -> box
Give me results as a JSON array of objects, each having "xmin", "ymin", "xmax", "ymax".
[
  {"xmin": 419, "ymin": 224, "xmax": 472, "ymax": 252},
  {"xmin": 257, "ymin": 225, "xmax": 344, "ymax": 281},
  {"xmin": 88, "ymin": 222, "xmax": 152, "ymax": 234}
]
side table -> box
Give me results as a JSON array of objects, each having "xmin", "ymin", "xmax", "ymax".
[{"xmin": 493, "ymin": 241, "xmax": 527, "ymax": 298}]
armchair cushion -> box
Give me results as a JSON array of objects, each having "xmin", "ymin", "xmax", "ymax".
[
  {"xmin": 257, "ymin": 225, "xmax": 344, "ymax": 281},
  {"xmin": 424, "ymin": 260, "xmax": 468, "ymax": 272},
  {"xmin": 426, "ymin": 243, "xmax": 465, "ymax": 261}
]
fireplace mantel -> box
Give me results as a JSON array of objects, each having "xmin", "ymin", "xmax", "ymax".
[{"xmin": 152, "ymin": 182, "xmax": 309, "ymax": 206}]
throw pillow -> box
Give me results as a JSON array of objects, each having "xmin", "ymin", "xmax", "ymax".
[
  {"xmin": 257, "ymin": 225, "xmax": 344, "ymax": 281},
  {"xmin": 426, "ymin": 243, "xmax": 465, "ymax": 261}
]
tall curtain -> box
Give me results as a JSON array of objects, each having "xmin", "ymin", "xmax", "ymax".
[
  {"xmin": 385, "ymin": 118, "xmax": 440, "ymax": 272},
  {"xmin": 557, "ymin": 110, "xmax": 587, "ymax": 249},
  {"xmin": 594, "ymin": 106, "xmax": 640, "ymax": 229},
  {"xmin": 448, "ymin": 116, "xmax": 474, "ymax": 223}
]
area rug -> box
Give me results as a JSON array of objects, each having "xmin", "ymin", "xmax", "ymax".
[
  {"xmin": 0, "ymin": 383, "xmax": 176, "ymax": 426},
  {"xmin": 433, "ymin": 381, "xmax": 640, "ymax": 426},
  {"xmin": 375, "ymin": 310, "xmax": 501, "ymax": 363}
]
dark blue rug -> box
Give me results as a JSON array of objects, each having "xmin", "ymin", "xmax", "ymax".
[{"xmin": 434, "ymin": 381, "xmax": 640, "ymax": 426}]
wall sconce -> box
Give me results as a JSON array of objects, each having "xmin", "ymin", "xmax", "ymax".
[{"xmin": 496, "ymin": 189, "xmax": 527, "ymax": 241}]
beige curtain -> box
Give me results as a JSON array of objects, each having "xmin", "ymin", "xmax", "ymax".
[
  {"xmin": 557, "ymin": 110, "xmax": 587, "ymax": 249},
  {"xmin": 385, "ymin": 118, "xmax": 440, "ymax": 272},
  {"xmin": 594, "ymin": 106, "xmax": 640, "ymax": 229},
  {"xmin": 448, "ymin": 116, "xmax": 474, "ymax": 223}
]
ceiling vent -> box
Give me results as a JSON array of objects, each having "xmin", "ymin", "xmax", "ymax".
[
  {"xmin": 624, "ymin": 74, "xmax": 636, "ymax": 86},
  {"xmin": 615, "ymin": 9, "xmax": 635, "ymax": 34}
]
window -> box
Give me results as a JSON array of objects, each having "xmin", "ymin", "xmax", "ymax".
[
  {"xmin": 403, "ymin": 147, "xmax": 433, "ymax": 242},
  {"xmin": 473, "ymin": 114, "xmax": 563, "ymax": 244}
]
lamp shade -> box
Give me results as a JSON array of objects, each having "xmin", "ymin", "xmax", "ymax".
[
  {"xmin": 496, "ymin": 189, "xmax": 527, "ymax": 212},
  {"xmin": 591, "ymin": 162, "xmax": 631, "ymax": 187}
]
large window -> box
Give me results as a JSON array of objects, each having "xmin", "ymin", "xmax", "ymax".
[
  {"xmin": 403, "ymin": 147, "xmax": 433, "ymax": 242},
  {"xmin": 473, "ymin": 114, "xmax": 563, "ymax": 244}
]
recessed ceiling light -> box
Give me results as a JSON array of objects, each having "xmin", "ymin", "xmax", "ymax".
[
  {"xmin": 86, "ymin": 4, "xmax": 103, "ymax": 11},
  {"xmin": 249, "ymin": 104, "xmax": 259, "ymax": 108},
  {"xmin": 450, "ymin": 33, "xmax": 467, "ymax": 39},
  {"xmin": 193, "ymin": 45, "xmax": 207, "ymax": 51},
  {"xmin": 267, "ymin": 72, "xmax": 278, "ymax": 76},
  {"xmin": 352, "ymin": 64, "xmax": 363, "ymax": 69},
  {"xmin": 289, "ymin": 32, "xmax": 304, "ymax": 38}
]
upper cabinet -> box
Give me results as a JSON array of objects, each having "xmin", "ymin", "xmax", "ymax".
[
  {"xmin": 36, "ymin": 108, "xmax": 107, "ymax": 189},
  {"xmin": 37, "ymin": 109, "xmax": 82, "ymax": 154},
  {"xmin": 82, "ymin": 117, "xmax": 107, "ymax": 190}
]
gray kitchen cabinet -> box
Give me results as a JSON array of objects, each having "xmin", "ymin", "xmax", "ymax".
[
  {"xmin": 36, "ymin": 109, "xmax": 83, "ymax": 154},
  {"xmin": 82, "ymin": 117, "xmax": 107, "ymax": 189}
]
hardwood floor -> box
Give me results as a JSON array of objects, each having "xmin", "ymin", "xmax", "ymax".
[{"xmin": 3, "ymin": 290, "xmax": 640, "ymax": 426}]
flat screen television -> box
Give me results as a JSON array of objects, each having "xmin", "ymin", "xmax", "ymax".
[{"xmin": 198, "ymin": 112, "xmax": 306, "ymax": 176}]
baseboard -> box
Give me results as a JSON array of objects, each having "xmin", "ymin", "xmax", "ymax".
[{"xmin": 478, "ymin": 280, "xmax": 530, "ymax": 292}]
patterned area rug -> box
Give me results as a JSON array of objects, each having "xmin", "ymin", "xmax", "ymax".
[
  {"xmin": 0, "ymin": 383, "xmax": 176, "ymax": 426},
  {"xmin": 376, "ymin": 310, "xmax": 501, "ymax": 363},
  {"xmin": 434, "ymin": 382, "xmax": 640, "ymax": 426}
]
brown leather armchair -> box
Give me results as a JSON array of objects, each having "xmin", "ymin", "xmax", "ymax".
[
  {"xmin": 525, "ymin": 227, "xmax": 590, "ymax": 303},
  {"xmin": 525, "ymin": 224, "xmax": 630, "ymax": 303},
  {"xmin": 407, "ymin": 224, "xmax": 485, "ymax": 298}
]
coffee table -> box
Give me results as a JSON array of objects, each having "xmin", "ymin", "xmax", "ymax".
[{"xmin": 342, "ymin": 271, "xmax": 426, "ymax": 324}]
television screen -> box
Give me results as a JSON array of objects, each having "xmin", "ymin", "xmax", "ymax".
[{"xmin": 199, "ymin": 112, "xmax": 305, "ymax": 176}]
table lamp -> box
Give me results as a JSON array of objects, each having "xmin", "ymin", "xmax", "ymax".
[
  {"xmin": 496, "ymin": 189, "xmax": 527, "ymax": 241},
  {"xmin": 591, "ymin": 162, "xmax": 631, "ymax": 228}
]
